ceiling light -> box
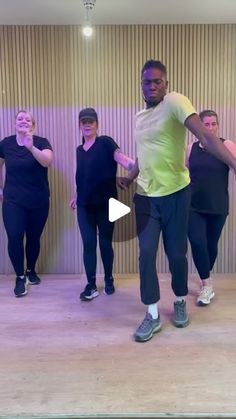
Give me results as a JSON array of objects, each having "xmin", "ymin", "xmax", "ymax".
[
  {"xmin": 82, "ymin": 0, "xmax": 96, "ymax": 37},
  {"xmin": 82, "ymin": 25, "xmax": 93, "ymax": 37}
]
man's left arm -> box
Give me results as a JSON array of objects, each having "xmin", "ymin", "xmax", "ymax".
[
  {"xmin": 185, "ymin": 114, "xmax": 236, "ymax": 172},
  {"xmin": 224, "ymin": 140, "xmax": 236, "ymax": 159}
]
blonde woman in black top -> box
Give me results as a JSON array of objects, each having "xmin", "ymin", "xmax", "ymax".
[{"xmin": 0, "ymin": 110, "xmax": 53, "ymax": 297}]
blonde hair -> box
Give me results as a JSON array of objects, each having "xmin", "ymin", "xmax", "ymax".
[{"xmin": 15, "ymin": 110, "xmax": 36, "ymax": 130}]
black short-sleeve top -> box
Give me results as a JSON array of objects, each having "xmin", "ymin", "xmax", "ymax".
[
  {"xmin": 0, "ymin": 135, "xmax": 52, "ymax": 208},
  {"xmin": 189, "ymin": 140, "xmax": 229, "ymax": 214},
  {"xmin": 76, "ymin": 135, "xmax": 119, "ymax": 206}
]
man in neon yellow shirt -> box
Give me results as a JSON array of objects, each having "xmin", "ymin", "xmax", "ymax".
[{"xmin": 121, "ymin": 59, "xmax": 236, "ymax": 342}]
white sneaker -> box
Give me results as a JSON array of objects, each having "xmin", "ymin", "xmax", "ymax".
[{"xmin": 197, "ymin": 286, "xmax": 215, "ymax": 306}]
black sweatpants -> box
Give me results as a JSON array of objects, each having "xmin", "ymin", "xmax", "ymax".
[
  {"xmin": 77, "ymin": 203, "xmax": 115, "ymax": 285},
  {"xmin": 188, "ymin": 210, "xmax": 227, "ymax": 280},
  {"xmin": 2, "ymin": 200, "xmax": 49, "ymax": 276},
  {"xmin": 134, "ymin": 185, "xmax": 190, "ymax": 305}
]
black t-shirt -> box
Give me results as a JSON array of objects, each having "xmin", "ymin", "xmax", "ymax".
[
  {"xmin": 0, "ymin": 135, "xmax": 52, "ymax": 208},
  {"xmin": 76, "ymin": 136, "xmax": 119, "ymax": 206},
  {"xmin": 189, "ymin": 140, "xmax": 229, "ymax": 214}
]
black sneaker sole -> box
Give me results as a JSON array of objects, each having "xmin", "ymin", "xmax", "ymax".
[
  {"xmin": 173, "ymin": 318, "xmax": 189, "ymax": 328},
  {"xmin": 134, "ymin": 324, "xmax": 162, "ymax": 342}
]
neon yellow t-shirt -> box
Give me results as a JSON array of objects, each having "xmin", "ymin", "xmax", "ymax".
[{"xmin": 135, "ymin": 91, "xmax": 196, "ymax": 197}]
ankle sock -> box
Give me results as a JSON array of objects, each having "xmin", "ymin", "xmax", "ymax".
[{"xmin": 148, "ymin": 303, "xmax": 158, "ymax": 319}]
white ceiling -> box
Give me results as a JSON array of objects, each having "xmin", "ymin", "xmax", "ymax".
[{"xmin": 0, "ymin": 0, "xmax": 236, "ymax": 25}]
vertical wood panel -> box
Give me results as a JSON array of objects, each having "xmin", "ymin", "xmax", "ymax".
[{"xmin": 0, "ymin": 24, "xmax": 235, "ymax": 275}]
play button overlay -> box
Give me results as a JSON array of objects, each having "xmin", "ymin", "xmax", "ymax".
[
  {"xmin": 111, "ymin": 181, "xmax": 149, "ymax": 243},
  {"xmin": 109, "ymin": 198, "xmax": 130, "ymax": 222}
]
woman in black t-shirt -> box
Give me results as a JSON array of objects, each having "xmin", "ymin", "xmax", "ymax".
[
  {"xmin": 0, "ymin": 110, "xmax": 53, "ymax": 297},
  {"xmin": 186, "ymin": 110, "xmax": 236, "ymax": 306},
  {"xmin": 70, "ymin": 108, "xmax": 134, "ymax": 301}
]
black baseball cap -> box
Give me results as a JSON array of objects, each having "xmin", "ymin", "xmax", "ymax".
[{"xmin": 79, "ymin": 108, "xmax": 98, "ymax": 122}]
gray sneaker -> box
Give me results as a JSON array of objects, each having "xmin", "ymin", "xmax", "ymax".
[
  {"xmin": 173, "ymin": 300, "xmax": 189, "ymax": 328},
  {"xmin": 134, "ymin": 313, "xmax": 162, "ymax": 342}
]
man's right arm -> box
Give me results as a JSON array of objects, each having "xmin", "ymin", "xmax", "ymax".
[
  {"xmin": 185, "ymin": 143, "xmax": 193, "ymax": 168},
  {"xmin": 185, "ymin": 114, "xmax": 236, "ymax": 172}
]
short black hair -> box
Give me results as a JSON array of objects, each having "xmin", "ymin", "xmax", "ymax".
[
  {"xmin": 141, "ymin": 60, "xmax": 167, "ymax": 78},
  {"xmin": 199, "ymin": 109, "xmax": 219, "ymax": 124}
]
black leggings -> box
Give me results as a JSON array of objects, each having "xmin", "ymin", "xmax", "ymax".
[
  {"xmin": 2, "ymin": 200, "xmax": 49, "ymax": 276},
  {"xmin": 77, "ymin": 204, "xmax": 114, "ymax": 285},
  {"xmin": 188, "ymin": 210, "xmax": 227, "ymax": 280}
]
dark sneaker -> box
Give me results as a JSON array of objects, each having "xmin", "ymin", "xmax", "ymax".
[
  {"xmin": 103, "ymin": 278, "xmax": 115, "ymax": 295},
  {"xmin": 25, "ymin": 270, "xmax": 41, "ymax": 285},
  {"xmin": 104, "ymin": 283, "xmax": 115, "ymax": 295},
  {"xmin": 134, "ymin": 313, "xmax": 162, "ymax": 342},
  {"xmin": 80, "ymin": 284, "xmax": 99, "ymax": 301},
  {"xmin": 14, "ymin": 276, "xmax": 28, "ymax": 297},
  {"xmin": 173, "ymin": 300, "xmax": 189, "ymax": 328}
]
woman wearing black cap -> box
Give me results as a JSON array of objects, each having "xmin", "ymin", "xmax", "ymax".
[{"xmin": 70, "ymin": 108, "xmax": 134, "ymax": 301}]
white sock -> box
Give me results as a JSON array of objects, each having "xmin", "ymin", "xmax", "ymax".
[
  {"xmin": 148, "ymin": 303, "xmax": 158, "ymax": 319},
  {"xmin": 175, "ymin": 296, "xmax": 185, "ymax": 303},
  {"xmin": 19, "ymin": 275, "xmax": 25, "ymax": 279}
]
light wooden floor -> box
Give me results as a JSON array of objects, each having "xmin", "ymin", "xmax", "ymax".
[{"xmin": 0, "ymin": 273, "xmax": 236, "ymax": 419}]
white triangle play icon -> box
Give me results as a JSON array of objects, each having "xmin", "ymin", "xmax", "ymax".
[{"xmin": 109, "ymin": 198, "xmax": 131, "ymax": 222}]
